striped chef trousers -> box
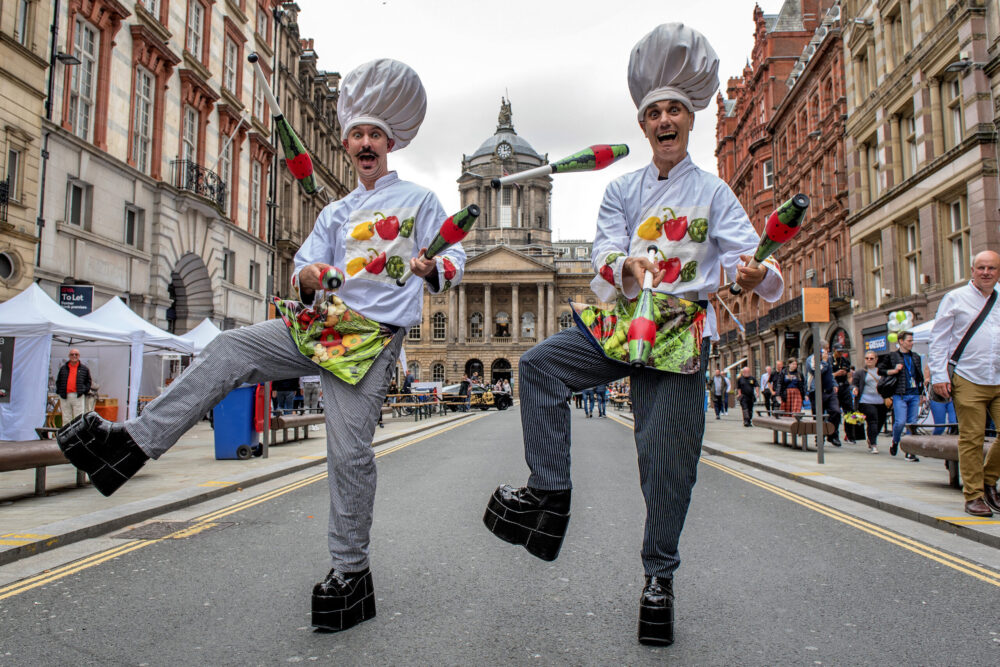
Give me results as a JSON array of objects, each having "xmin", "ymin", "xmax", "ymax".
[
  {"xmin": 126, "ymin": 318, "xmax": 403, "ymax": 572},
  {"xmin": 520, "ymin": 326, "xmax": 708, "ymax": 578}
]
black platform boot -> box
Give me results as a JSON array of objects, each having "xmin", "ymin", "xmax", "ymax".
[
  {"xmin": 312, "ymin": 568, "xmax": 376, "ymax": 632},
  {"xmin": 637, "ymin": 576, "xmax": 674, "ymax": 646},
  {"xmin": 483, "ymin": 484, "xmax": 571, "ymax": 561},
  {"xmin": 56, "ymin": 412, "xmax": 149, "ymax": 497}
]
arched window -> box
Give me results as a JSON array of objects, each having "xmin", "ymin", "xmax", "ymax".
[
  {"xmin": 521, "ymin": 311, "xmax": 535, "ymax": 338},
  {"xmin": 469, "ymin": 312, "xmax": 483, "ymax": 339},
  {"xmin": 432, "ymin": 362, "xmax": 445, "ymax": 383},
  {"xmin": 408, "ymin": 361, "xmax": 420, "ymax": 380},
  {"xmin": 558, "ymin": 312, "xmax": 573, "ymax": 330},
  {"xmin": 494, "ymin": 311, "xmax": 511, "ymax": 337},
  {"xmin": 408, "ymin": 323, "xmax": 421, "ymax": 340},
  {"xmin": 432, "ymin": 312, "xmax": 446, "ymax": 340}
]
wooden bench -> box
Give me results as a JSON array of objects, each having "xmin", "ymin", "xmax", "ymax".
[
  {"xmin": 610, "ymin": 396, "xmax": 632, "ymax": 412},
  {"xmin": 754, "ymin": 410, "xmax": 835, "ymax": 451},
  {"xmin": 0, "ymin": 439, "xmax": 87, "ymax": 496},
  {"xmin": 269, "ymin": 412, "xmax": 325, "ymax": 444},
  {"xmin": 899, "ymin": 426, "xmax": 994, "ymax": 489}
]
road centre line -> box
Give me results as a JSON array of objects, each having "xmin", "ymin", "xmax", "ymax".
[
  {"xmin": 0, "ymin": 414, "xmax": 488, "ymax": 601},
  {"xmin": 608, "ymin": 415, "xmax": 1000, "ymax": 588}
]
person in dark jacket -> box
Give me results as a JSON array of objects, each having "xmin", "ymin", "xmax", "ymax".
[
  {"xmin": 775, "ymin": 359, "xmax": 805, "ymax": 413},
  {"xmin": 878, "ymin": 331, "xmax": 926, "ymax": 461},
  {"xmin": 56, "ymin": 349, "xmax": 93, "ymax": 425},
  {"xmin": 805, "ymin": 341, "xmax": 842, "ymax": 446},
  {"xmin": 735, "ymin": 367, "xmax": 759, "ymax": 427}
]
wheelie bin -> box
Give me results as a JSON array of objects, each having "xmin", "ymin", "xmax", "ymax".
[{"xmin": 213, "ymin": 384, "xmax": 262, "ymax": 460}]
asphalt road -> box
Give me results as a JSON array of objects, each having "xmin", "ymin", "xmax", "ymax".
[{"xmin": 2, "ymin": 408, "xmax": 999, "ymax": 665}]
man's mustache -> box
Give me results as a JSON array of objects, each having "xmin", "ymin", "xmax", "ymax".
[{"xmin": 354, "ymin": 148, "xmax": 379, "ymax": 158}]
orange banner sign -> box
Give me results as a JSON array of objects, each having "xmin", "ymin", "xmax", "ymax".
[{"xmin": 802, "ymin": 287, "xmax": 830, "ymax": 323}]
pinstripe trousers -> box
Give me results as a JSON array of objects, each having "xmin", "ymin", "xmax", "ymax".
[
  {"xmin": 520, "ymin": 326, "xmax": 708, "ymax": 578},
  {"xmin": 126, "ymin": 319, "xmax": 404, "ymax": 571}
]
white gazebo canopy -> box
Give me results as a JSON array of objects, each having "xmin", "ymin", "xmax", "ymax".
[{"xmin": 183, "ymin": 317, "xmax": 223, "ymax": 354}]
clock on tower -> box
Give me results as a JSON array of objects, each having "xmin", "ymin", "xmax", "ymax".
[{"xmin": 495, "ymin": 141, "xmax": 512, "ymax": 159}]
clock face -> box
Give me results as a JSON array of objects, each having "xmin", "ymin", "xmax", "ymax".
[{"xmin": 496, "ymin": 142, "xmax": 512, "ymax": 159}]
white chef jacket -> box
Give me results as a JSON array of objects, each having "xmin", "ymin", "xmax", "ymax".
[
  {"xmin": 590, "ymin": 155, "xmax": 783, "ymax": 339},
  {"xmin": 292, "ymin": 172, "xmax": 466, "ymax": 328},
  {"xmin": 928, "ymin": 281, "xmax": 1000, "ymax": 385}
]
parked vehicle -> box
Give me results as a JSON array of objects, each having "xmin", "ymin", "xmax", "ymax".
[{"xmin": 469, "ymin": 386, "xmax": 512, "ymax": 411}]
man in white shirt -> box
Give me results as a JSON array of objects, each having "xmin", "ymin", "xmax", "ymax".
[
  {"xmin": 760, "ymin": 365, "xmax": 773, "ymax": 414},
  {"xmin": 929, "ymin": 250, "xmax": 1000, "ymax": 517}
]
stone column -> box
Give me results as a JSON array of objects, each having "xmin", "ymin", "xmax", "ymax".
[
  {"xmin": 858, "ymin": 143, "xmax": 870, "ymax": 207},
  {"xmin": 511, "ymin": 283, "xmax": 519, "ymax": 343},
  {"xmin": 537, "ymin": 282, "xmax": 545, "ymax": 338},
  {"xmin": 929, "ymin": 77, "xmax": 945, "ymax": 158},
  {"xmin": 484, "ymin": 283, "xmax": 492, "ymax": 342},
  {"xmin": 458, "ymin": 283, "xmax": 466, "ymax": 344},
  {"xmin": 891, "ymin": 114, "xmax": 903, "ymax": 186},
  {"xmin": 900, "ymin": 0, "xmax": 912, "ymax": 52},
  {"xmin": 448, "ymin": 288, "xmax": 457, "ymax": 342},
  {"xmin": 547, "ymin": 282, "xmax": 556, "ymax": 335}
]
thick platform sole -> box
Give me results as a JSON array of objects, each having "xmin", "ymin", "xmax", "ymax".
[
  {"xmin": 482, "ymin": 491, "xmax": 569, "ymax": 561},
  {"xmin": 57, "ymin": 413, "xmax": 145, "ymax": 497},
  {"xmin": 637, "ymin": 599, "xmax": 674, "ymax": 646},
  {"xmin": 311, "ymin": 571, "xmax": 376, "ymax": 632}
]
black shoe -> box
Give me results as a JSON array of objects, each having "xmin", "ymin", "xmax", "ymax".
[
  {"xmin": 984, "ymin": 484, "xmax": 1000, "ymax": 513},
  {"xmin": 312, "ymin": 568, "xmax": 376, "ymax": 632},
  {"xmin": 904, "ymin": 453, "xmax": 920, "ymax": 463},
  {"xmin": 483, "ymin": 485, "xmax": 571, "ymax": 561},
  {"xmin": 827, "ymin": 437, "xmax": 842, "ymax": 447},
  {"xmin": 889, "ymin": 442, "xmax": 898, "ymax": 456},
  {"xmin": 638, "ymin": 576, "xmax": 674, "ymax": 646},
  {"xmin": 56, "ymin": 412, "xmax": 148, "ymax": 497}
]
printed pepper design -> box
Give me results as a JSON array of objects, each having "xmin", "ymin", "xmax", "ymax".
[
  {"xmin": 655, "ymin": 248, "xmax": 682, "ymax": 284},
  {"xmin": 660, "ymin": 208, "xmax": 688, "ymax": 241},
  {"xmin": 365, "ymin": 249, "xmax": 387, "ymax": 274},
  {"xmin": 687, "ymin": 218, "xmax": 708, "ymax": 243},
  {"xmin": 441, "ymin": 257, "xmax": 457, "ymax": 281},
  {"xmin": 351, "ymin": 220, "xmax": 375, "ymax": 241},
  {"xmin": 347, "ymin": 255, "xmax": 368, "ymax": 276},
  {"xmin": 599, "ymin": 252, "xmax": 624, "ymax": 285},
  {"xmin": 385, "ymin": 255, "xmax": 406, "ymax": 279},
  {"xmin": 637, "ymin": 216, "xmax": 663, "ymax": 240},
  {"xmin": 374, "ymin": 212, "xmax": 400, "ymax": 241},
  {"xmin": 680, "ymin": 260, "xmax": 698, "ymax": 282},
  {"xmin": 399, "ymin": 216, "xmax": 415, "ymax": 238}
]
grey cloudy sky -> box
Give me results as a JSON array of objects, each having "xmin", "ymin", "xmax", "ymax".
[{"xmin": 296, "ymin": 0, "xmax": 786, "ymax": 241}]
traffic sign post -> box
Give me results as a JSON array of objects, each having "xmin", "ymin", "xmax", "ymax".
[{"xmin": 803, "ymin": 275, "xmax": 830, "ymax": 464}]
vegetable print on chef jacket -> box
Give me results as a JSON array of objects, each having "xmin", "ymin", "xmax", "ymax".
[{"xmin": 344, "ymin": 206, "xmax": 418, "ymax": 283}]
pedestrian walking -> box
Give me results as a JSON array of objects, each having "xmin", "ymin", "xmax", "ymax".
[
  {"xmin": 767, "ymin": 360, "xmax": 783, "ymax": 413},
  {"xmin": 929, "ymin": 250, "xmax": 1000, "ymax": 517},
  {"xmin": 760, "ymin": 365, "xmax": 773, "ymax": 415},
  {"xmin": 459, "ymin": 374, "xmax": 471, "ymax": 412},
  {"xmin": 710, "ymin": 368, "xmax": 728, "ymax": 419},
  {"xmin": 805, "ymin": 341, "xmax": 842, "ymax": 447},
  {"xmin": 582, "ymin": 386, "xmax": 595, "ymax": 417},
  {"xmin": 852, "ymin": 351, "xmax": 887, "ymax": 454},
  {"xmin": 56, "ymin": 349, "xmax": 93, "ymax": 426},
  {"xmin": 776, "ymin": 358, "xmax": 804, "ymax": 413},
  {"xmin": 56, "ymin": 58, "xmax": 465, "ymax": 634},
  {"xmin": 595, "ymin": 383, "xmax": 608, "ymax": 417},
  {"xmin": 832, "ymin": 345, "xmax": 853, "ymax": 441},
  {"xmin": 482, "ymin": 23, "xmax": 785, "ymax": 648},
  {"xmin": 272, "ymin": 377, "xmax": 299, "ymax": 415},
  {"xmin": 878, "ymin": 331, "xmax": 925, "ymax": 461},
  {"xmin": 736, "ymin": 367, "xmax": 759, "ymax": 427},
  {"xmin": 301, "ymin": 374, "xmax": 322, "ymax": 431}
]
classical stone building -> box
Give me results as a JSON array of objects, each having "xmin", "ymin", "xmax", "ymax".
[
  {"xmin": 33, "ymin": 0, "xmax": 280, "ymax": 331},
  {"xmin": 270, "ymin": 8, "xmax": 353, "ymax": 301},
  {"xmin": 715, "ymin": 0, "xmax": 837, "ymax": 372},
  {"xmin": 401, "ymin": 101, "xmax": 598, "ymax": 392},
  {"xmin": 843, "ymin": 0, "xmax": 1000, "ymax": 353},
  {"xmin": 0, "ymin": 0, "xmax": 52, "ymax": 301}
]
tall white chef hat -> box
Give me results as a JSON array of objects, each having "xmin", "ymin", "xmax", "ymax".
[
  {"xmin": 628, "ymin": 23, "xmax": 720, "ymax": 120},
  {"xmin": 337, "ymin": 58, "xmax": 427, "ymax": 151}
]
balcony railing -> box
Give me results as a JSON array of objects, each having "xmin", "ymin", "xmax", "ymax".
[
  {"xmin": 0, "ymin": 177, "xmax": 8, "ymax": 222},
  {"xmin": 172, "ymin": 160, "xmax": 227, "ymax": 212},
  {"xmin": 823, "ymin": 278, "xmax": 854, "ymax": 302}
]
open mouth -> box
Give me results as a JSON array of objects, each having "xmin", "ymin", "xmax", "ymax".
[
  {"xmin": 657, "ymin": 131, "xmax": 678, "ymax": 143},
  {"xmin": 356, "ymin": 152, "xmax": 378, "ymax": 169}
]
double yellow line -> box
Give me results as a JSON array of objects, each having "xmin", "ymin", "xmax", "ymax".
[
  {"xmin": 608, "ymin": 414, "xmax": 1000, "ymax": 588},
  {"xmin": 0, "ymin": 414, "xmax": 487, "ymax": 601}
]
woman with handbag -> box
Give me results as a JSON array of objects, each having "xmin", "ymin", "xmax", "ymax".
[
  {"xmin": 777, "ymin": 358, "xmax": 805, "ymax": 413},
  {"xmin": 853, "ymin": 352, "xmax": 887, "ymax": 454}
]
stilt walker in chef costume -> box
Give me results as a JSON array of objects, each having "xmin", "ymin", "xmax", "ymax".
[
  {"xmin": 483, "ymin": 24, "xmax": 783, "ymax": 646},
  {"xmin": 57, "ymin": 58, "xmax": 466, "ymax": 633}
]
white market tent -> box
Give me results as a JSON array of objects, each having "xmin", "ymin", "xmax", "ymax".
[
  {"xmin": 184, "ymin": 318, "xmax": 222, "ymax": 354},
  {"xmin": 0, "ymin": 284, "xmax": 130, "ymax": 440},
  {"xmin": 79, "ymin": 297, "xmax": 195, "ymax": 420}
]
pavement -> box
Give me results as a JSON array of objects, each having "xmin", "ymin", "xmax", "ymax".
[{"xmin": 2, "ymin": 401, "xmax": 998, "ymax": 568}]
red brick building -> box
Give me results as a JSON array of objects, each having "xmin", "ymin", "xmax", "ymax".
[{"xmin": 714, "ymin": 0, "xmax": 839, "ymax": 374}]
